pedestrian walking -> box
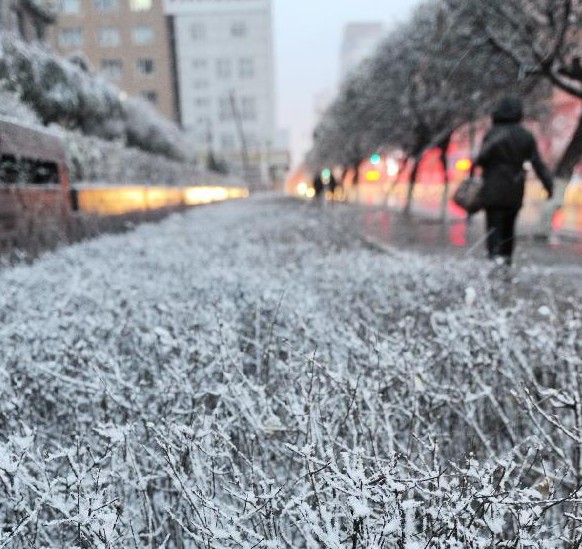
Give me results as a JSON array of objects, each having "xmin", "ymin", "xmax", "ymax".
[
  {"xmin": 471, "ymin": 96, "xmax": 553, "ymax": 265},
  {"xmin": 328, "ymin": 171, "xmax": 338, "ymax": 200},
  {"xmin": 312, "ymin": 170, "xmax": 325, "ymax": 206}
]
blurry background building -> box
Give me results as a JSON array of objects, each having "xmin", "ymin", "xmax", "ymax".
[
  {"xmin": 47, "ymin": 0, "xmax": 177, "ymax": 121},
  {"xmin": 164, "ymin": 0, "xmax": 286, "ymax": 187},
  {"xmin": 340, "ymin": 22, "xmax": 385, "ymax": 82},
  {"xmin": 0, "ymin": 0, "xmax": 56, "ymax": 43}
]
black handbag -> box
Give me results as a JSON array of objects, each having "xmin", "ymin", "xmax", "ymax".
[{"xmin": 452, "ymin": 176, "xmax": 484, "ymax": 214}]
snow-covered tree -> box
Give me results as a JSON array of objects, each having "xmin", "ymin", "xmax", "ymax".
[
  {"xmin": 308, "ymin": 0, "xmax": 556, "ymax": 216},
  {"xmin": 447, "ymin": 0, "xmax": 581, "ymax": 181},
  {"xmin": 0, "ymin": 33, "xmax": 189, "ymax": 161}
]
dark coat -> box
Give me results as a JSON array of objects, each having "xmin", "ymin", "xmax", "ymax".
[
  {"xmin": 313, "ymin": 173, "xmax": 324, "ymax": 196},
  {"xmin": 474, "ymin": 99, "xmax": 553, "ymax": 209},
  {"xmin": 328, "ymin": 174, "xmax": 337, "ymax": 193}
]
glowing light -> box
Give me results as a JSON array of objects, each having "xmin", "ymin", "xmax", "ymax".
[
  {"xmin": 386, "ymin": 158, "xmax": 399, "ymax": 177},
  {"xmin": 551, "ymin": 208, "xmax": 564, "ymax": 230},
  {"xmin": 306, "ymin": 188, "xmax": 315, "ymax": 198},
  {"xmin": 296, "ymin": 181, "xmax": 308, "ymax": 196},
  {"xmin": 366, "ymin": 170, "xmax": 381, "ymax": 181},
  {"xmin": 130, "ymin": 0, "xmax": 152, "ymax": 10},
  {"xmin": 77, "ymin": 186, "xmax": 161, "ymax": 215},
  {"xmin": 455, "ymin": 158, "xmax": 472, "ymax": 171},
  {"xmin": 184, "ymin": 186, "xmax": 248, "ymax": 205},
  {"xmin": 322, "ymin": 168, "xmax": 331, "ymax": 180},
  {"xmin": 370, "ymin": 153, "xmax": 381, "ymax": 165},
  {"xmin": 77, "ymin": 185, "xmax": 248, "ymax": 215}
]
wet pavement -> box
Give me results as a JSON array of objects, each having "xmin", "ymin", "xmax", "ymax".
[{"xmin": 351, "ymin": 204, "xmax": 582, "ymax": 270}]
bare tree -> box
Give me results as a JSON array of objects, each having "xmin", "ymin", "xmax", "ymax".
[
  {"xmin": 309, "ymin": 0, "xmax": 548, "ymax": 218},
  {"xmin": 453, "ymin": 0, "xmax": 582, "ymax": 233}
]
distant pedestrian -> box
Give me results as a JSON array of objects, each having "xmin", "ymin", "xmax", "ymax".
[
  {"xmin": 313, "ymin": 170, "xmax": 325, "ymax": 206},
  {"xmin": 328, "ymin": 171, "xmax": 338, "ymax": 200},
  {"xmin": 471, "ymin": 96, "xmax": 553, "ymax": 265}
]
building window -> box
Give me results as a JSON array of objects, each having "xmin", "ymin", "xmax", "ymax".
[
  {"xmin": 190, "ymin": 23, "xmax": 205, "ymax": 41},
  {"xmin": 141, "ymin": 91, "xmax": 158, "ymax": 104},
  {"xmin": 132, "ymin": 25, "xmax": 154, "ymax": 45},
  {"xmin": 194, "ymin": 97, "xmax": 210, "ymax": 108},
  {"xmin": 58, "ymin": 27, "xmax": 83, "ymax": 47},
  {"xmin": 216, "ymin": 58, "xmax": 231, "ymax": 79},
  {"xmin": 136, "ymin": 58, "xmax": 155, "ymax": 75},
  {"xmin": 59, "ymin": 0, "xmax": 80, "ymax": 14},
  {"xmin": 94, "ymin": 0, "xmax": 118, "ymax": 12},
  {"xmin": 192, "ymin": 58, "xmax": 207, "ymax": 70},
  {"xmin": 100, "ymin": 59, "xmax": 122, "ymax": 80},
  {"xmin": 193, "ymin": 79, "xmax": 209, "ymax": 90},
  {"xmin": 219, "ymin": 97, "xmax": 232, "ymax": 121},
  {"xmin": 241, "ymin": 96, "xmax": 256, "ymax": 120},
  {"xmin": 97, "ymin": 26, "xmax": 120, "ymax": 47},
  {"xmin": 130, "ymin": 0, "xmax": 151, "ymax": 10},
  {"xmin": 231, "ymin": 21, "xmax": 246, "ymax": 37},
  {"xmin": 239, "ymin": 58, "xmax": 254, "ymax": 79}
]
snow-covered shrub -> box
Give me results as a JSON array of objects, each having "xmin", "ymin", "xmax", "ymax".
[
  {"xmin": 0, "ymin": 32, "xmax": 188, "ymax": 161},
  {"xmin": 61, "ymin": 130, "xmax": 216, "ymax": 185},
  {"xmin": 0, "ymin": 198, "xmax": 581, "ymax": 546},
  {"xmin": 0, "ymin": 87, "xmax": 40, "ymax": 124},
  {"xmin": 123, "ymin": 98, "xmax": 189, "ymax": 162}
]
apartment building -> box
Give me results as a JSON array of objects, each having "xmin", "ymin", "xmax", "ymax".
[
  {"xmin": 48, "ymin": 0, "xmax": 177, "ymax": 120},
  {"xmin": 340, "ymin": 23, "xmax": 385, "ymax": 83},
  {"xmin": 164, "ymin": 0, "xmax": 277, "ymax": 182}
]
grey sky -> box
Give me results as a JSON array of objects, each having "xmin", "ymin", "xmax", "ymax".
[{"xmin": 272, "ymin": 0, "xmax": 422, "ymax": 167}]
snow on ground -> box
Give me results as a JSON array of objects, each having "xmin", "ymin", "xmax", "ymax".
[{"xmin": 0, "ymin": 195, "xmax": 581, "ymax": 547}]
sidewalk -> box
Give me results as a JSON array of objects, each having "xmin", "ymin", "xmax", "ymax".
[
  {"xmin": 384, "ymin": 201, "xmax": 582, "ymax": 243},
  {"xmin": 353, "ymin": 202, "xmax": 582, "ymax": 268},
  {"xmin": 349, "ymin": 184, "xmax": 582, "ymax": 244}
]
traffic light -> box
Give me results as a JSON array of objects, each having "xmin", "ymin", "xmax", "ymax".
[{"xmin": 370, "ymin": 153, "xmax": 381, "ymax": 165}]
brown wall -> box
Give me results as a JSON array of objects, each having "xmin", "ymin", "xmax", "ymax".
[{"xmin": 47, "ymin": 1, "xmax": 176, "ymax": 121}]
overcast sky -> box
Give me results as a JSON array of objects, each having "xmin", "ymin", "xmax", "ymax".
[{"xmin": 272, "ymin": 0, "xmax": 422, "ymax": 168}]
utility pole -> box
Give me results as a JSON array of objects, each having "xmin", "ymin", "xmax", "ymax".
[{"xmin": 229, "ymin": 89, "xmax": 252, "ymax": 187}]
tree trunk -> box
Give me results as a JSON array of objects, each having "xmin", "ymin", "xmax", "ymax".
[
  {"xmin": 403, "ymin": 156, "xmax": 421, "ymax": 215},
  {"xmin": 537, "ymin": 108, "xmax": 582, "ymax": 236},
  {"xmin": 350, "ymin": 160, "xmax": 362, "ymax": 203},
  {"xmin": 555, "ymin": 108, "xmax": 582, "ymax": 181},
  {"xmin": 438, "ymin": 135, "xmax": 452, "ymax": 222}
]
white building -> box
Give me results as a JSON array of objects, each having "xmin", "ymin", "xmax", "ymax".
[
  {"xmin": 164, "ymin": 0, "xmax": 277, "ymax": 184},
  {"xmin": 340, "ymin": 23, "xmax": 385, "ymax": 83}
]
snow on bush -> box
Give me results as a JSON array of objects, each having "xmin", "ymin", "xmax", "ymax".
[
  {"xmin": 0, "ymin": 32, "xmax": 188, "ymax": 161},
  {"xmin": 60, "ymin": 129, "xmax": 244, "ymax": 186},
  {"xmin": 0, "ymin": 197, "xmax": 581, "ymax": 547},
  {"xmin": 62, "ymin": 130, "xmax": 202, "ymax": 186},
  {"xmin": 0, "ymin": 77, "xmax": 207, "ymax": 186},
  {"xmin": 0, "ymin": 87, "xmax": 40, "ymax": 125}
]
